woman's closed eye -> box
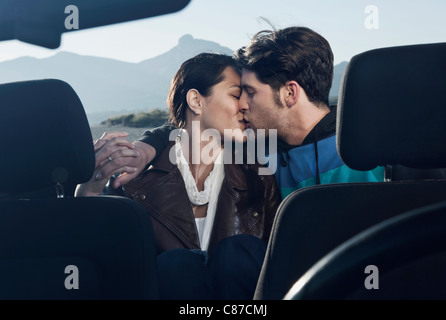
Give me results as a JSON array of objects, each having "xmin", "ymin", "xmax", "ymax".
[{"xmin": 229, "ymin": 87, "xmax": 241, "ymax": 100}]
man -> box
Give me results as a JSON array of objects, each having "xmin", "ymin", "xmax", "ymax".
[
  {"xmin": 98, "ymin": 26, "xmax": 383, "ymax": 198},
  {"xmin": 234, "ymin": 27, "xmax": 384, "ymax": 198}
]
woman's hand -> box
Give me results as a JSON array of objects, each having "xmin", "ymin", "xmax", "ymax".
[{"xmin": 75, "ymin": 131, "xmax": 140, "ymax": 197}]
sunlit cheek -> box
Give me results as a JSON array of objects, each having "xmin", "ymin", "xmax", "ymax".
[{"xmin": 233, "ymin": 104, "xmax": 240, "ymax": 115}]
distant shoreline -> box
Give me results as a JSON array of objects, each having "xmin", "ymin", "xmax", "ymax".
[{"xmin": 90, "ymin": 125, "xmax": 150, "ymax": 142}]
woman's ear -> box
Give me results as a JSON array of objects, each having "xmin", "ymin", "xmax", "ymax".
[
  {"xmin": 284, "ymin": 81, "xmax": 299, "ymax": 107},
  {"xmin": 186, "ymin": 89, "xmax": 202, "ymax": 115}
]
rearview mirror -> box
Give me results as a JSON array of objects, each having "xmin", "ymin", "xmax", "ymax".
[{"xmin": 0, "ymin": 0, "xmax": 191, "ymax": 48}]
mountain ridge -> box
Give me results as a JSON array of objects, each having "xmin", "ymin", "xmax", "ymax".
[{"xmin": 0, "ymin": 35, "xmax": 347, "ymax": 125}]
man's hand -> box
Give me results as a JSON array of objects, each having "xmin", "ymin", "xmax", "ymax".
[
  {"xmin": 112, "ymin": 140, "xmax": 157, "ymax": 188},
  {"xmin": 75, "ymin": 131, "xmax": 140, "ymax": 196}
]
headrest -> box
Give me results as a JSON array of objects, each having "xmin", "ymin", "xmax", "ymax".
[
  {"xmin": 337, "ymin": 42, "xmax": 446, "ymax": 171},
  {"xmin": 0, "ymin": 79, "xmax": 95, "ymax": 195}
]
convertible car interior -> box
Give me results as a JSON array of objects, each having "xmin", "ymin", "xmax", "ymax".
[{"xmin": 0, "ymin": 0, "xmax": 445, "ymax": 302}]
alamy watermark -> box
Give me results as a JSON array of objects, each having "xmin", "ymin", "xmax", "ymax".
[
  {"xmin": 364, "ymin": 5, "xmax": 379, "ymax": 30},
  {"xmin": 64, "ymin": 265, "xmax": 79, "ymax": 290},
  {"xmin": 65, "ymin": 5, "xmax": 79, "ymax": 30},
  {"xmin": 364, "ymin": 264, "xmax": 379, "ymax": 290},
  {"xmin": 168, "ymin": 121, "xmax": 278, "ymax": 175}
]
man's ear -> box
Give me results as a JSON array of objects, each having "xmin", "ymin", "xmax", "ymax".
[
  {"xmin": 186, "ymin": 89, "xmax": 202, "ymax": 115},
  {"xmin": 284, "ymin": 81, "xmax": 299, "ymax": 107}
]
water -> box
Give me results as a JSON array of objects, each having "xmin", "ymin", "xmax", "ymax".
[{"xmin": 89, "ymin": 125, "xmax": 150, "ymax": 142}]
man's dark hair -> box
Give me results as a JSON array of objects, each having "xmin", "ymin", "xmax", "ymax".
[
  {"xmin": 168, "ymin": 52, "xmax": 240, "ymax": 128},
  {"xmin": 234, "ymin": 26, "xmax": 334, "ymax": 107}
]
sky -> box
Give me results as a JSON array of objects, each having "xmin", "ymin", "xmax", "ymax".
[{"xmin": 0, "ymin": 0, "xmax": 445, "ymax": 64}]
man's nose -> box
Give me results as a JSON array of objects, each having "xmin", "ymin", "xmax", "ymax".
[{"xmin": 239, "ymin": 93, "xmax": 248, "ymax": 112}]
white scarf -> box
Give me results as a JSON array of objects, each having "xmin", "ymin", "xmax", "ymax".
[{"xmin": 175, "ymin": 131, "xmax": 225, "ymax": 251}]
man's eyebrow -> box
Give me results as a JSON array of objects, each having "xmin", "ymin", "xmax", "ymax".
[{"xmin": 242, "ymin": 84, "xmax": 255, "ymax": 91}]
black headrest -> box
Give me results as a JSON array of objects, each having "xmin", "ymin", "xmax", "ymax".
[
  {"xmin": 0, "ymin": 79, "xmax": 95, "ymax": 195},
  {"xmin": 337, "ymin": 42, "xmax": 446, "ymax": 171}
]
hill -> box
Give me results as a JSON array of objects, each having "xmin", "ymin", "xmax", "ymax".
[
  {"xmin": 101, "ymin": 109, "xmax": 170, "ymax": 128},
  {"xmin": 331, "ymin": 61, "xmax": 349, "ymax": 100},
  {"xmin": 0, "ymin": 35, "xmax": 347, "ymax": 125},
  {"xmin": 0, "ymin": 34, "xmax": 233, "ymax": 125}
]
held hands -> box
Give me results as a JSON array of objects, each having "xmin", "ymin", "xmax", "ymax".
[
  {"xmin": 112, "ymin": 140, "xmax": 156, "ymax": 188},
  {"xmin": 75, "ymin": 131, "xmax": 142, "ymax": 196}
]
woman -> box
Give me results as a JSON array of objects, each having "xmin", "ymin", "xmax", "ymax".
[{"xmin": 76, "ymin": 53, "xmax": 281, "ymax": 299}]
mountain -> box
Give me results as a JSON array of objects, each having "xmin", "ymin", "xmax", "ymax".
[
  {"xmin": 0, "ymin": 34, "xmax": 234, "ymax": 125},
  {"xmin": 0, "ymin": 35, "xmax": 347, "ymax": 125},
  {"xmin": 0, "ymin": 53, "xmax": 146, "ymax": 125},
  {"xmin": 330, "ymin": 61, "xmax": 348, "ymax": 98}
]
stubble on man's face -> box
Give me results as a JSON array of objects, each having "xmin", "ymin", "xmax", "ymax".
[
  {"xmin": 241, "ymin": 70, "xmax": 286, "ymax": 135},
  {"xmin": 250, "ymin": 89, "xmax": 286, "ymax": 139}
]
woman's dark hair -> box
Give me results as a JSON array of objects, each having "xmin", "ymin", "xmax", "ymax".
[
  {"xmin": 168, "ymin": 52, "xmax": 241, "ymax": 128},
  {"xmin": 234, "ymin": 26, "xmax": 334, "ymax": 107}
]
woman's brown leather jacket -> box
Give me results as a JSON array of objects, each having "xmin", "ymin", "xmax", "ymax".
[{"xmin": 112, "ymin": 142, "xmax": 282, "ymax": 254}]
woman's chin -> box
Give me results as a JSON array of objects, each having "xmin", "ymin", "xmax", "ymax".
[
  {"xmin": 223, "ymin": 134, "xmax": 247, "ymax": 144},
  {"xmin": 237, "ymin": 135, "xmax": 248, "ymax": 143}
]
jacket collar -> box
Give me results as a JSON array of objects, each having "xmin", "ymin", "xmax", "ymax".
[
  {"xmin": 224, "ymin": 163, "xmax": 248, "ymax": 191},
  {"xmin": 278, "ymin": 105, "xmax": 337, "ymax": 151},
  {"xmin": 301, "ymin": 104, "xmax": 337, "ymax": 145}
]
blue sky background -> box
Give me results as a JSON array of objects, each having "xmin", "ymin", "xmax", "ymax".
[{"xmin": 0, "ymin": 0, "xmax": 445, "ymax": 64}]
